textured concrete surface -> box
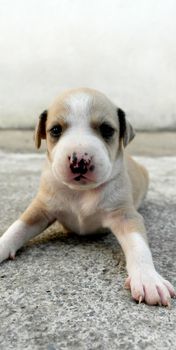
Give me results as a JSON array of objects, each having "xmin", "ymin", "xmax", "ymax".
[{"xmin": 0, "ymin": 151, "xmax": 176, "ymax": 350}]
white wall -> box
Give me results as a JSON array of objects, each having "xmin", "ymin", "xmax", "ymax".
[{"xmin": 0, "ymin": 0, "xmax": 176, "ymax": 130}]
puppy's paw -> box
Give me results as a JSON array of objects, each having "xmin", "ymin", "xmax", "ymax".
[
  {"xmin": 0, "ymin": 238, "xmax": 16, "ymax": 263},
  {"xmin": 125, "ymin": 268, "xmax": 176, "ymax": 306}
]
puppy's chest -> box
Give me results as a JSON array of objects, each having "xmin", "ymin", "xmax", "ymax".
[{"xmin": 54, "ymin": 190, "xmax": 103, "ymax": 235}]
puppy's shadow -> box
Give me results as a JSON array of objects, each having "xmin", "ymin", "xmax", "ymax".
[
  {"xmin": 27, "ymin": 222, "xmax": 114, "ymax": 247},
  {"xmin": 18, "ymin": 222, "xmax": 126, "ymax": 272}
]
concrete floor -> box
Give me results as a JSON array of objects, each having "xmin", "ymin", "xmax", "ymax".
[{"xmin": 0, "ymin": 131, "xmax": 176, "ymax": 350}]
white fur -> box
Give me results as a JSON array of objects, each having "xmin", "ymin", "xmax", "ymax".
[
  {"xmin": 65, "ymin": 92, "xmax": 93, "ymax": 124},
  {"xmin": 0, "ymin": 219, "xmax": 43, "ymax": 262},
  {"xmin": 51, "ymin": 93, "xmax": 114, "ymax": 190}
]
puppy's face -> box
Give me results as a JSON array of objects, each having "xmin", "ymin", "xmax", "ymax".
[{"xmin": 35, "ymin": 88, "xmax": 134, "ymax": 190}]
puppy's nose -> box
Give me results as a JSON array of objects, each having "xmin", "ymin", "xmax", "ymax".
[{"xmin": 68, "ymin": 152, "xmax": 94, "ymax": 175}]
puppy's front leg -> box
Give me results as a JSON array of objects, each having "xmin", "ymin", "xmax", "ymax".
[
  {"xmin": 0, "ymin": 197, "xmax": 53, "ymax": 263},
  {"xmin": 105, "ymin": 209, "xmax": 176, "ymax": 306}
]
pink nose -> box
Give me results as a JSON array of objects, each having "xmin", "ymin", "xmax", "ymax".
[{"xmin": 68, "ymin": 152, "xmax": 95, "ymax": 175}]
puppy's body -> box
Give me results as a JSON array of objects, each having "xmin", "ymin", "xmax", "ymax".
[
  {"xmin": 0, "ymin": 88, "xmax": 175, "ymax": 306},
  {"xmin": 35, "ymin": 154, "xmax": 147, "ymax": 236}
]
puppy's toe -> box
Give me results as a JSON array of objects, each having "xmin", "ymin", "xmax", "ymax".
[
  {"xmin": 124, "ymin": 276, "xmax": 131, "ymax": 289},
  {"xmin": 163, "ymin": 279, "xmax": 176, "ymax": 298},
  {"xmin": 156, "ymin": 284, "xmax": 171, "ymax": 307},
  {"xmin": 130, "ymin": 279, "xmax": 145, "ymax": 303}
]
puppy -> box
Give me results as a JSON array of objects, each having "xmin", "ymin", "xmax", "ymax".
[{"xmin": 0, "ymin": 88, "xmax": 175, "ymax": 306}]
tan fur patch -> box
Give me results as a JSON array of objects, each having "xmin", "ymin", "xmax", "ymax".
[
  {"xmin": 105, "ymin": 208, "xmax": 146, "ymax": 238},
  {"xmin": 20, "ymin": 198, "xmax": 52, "ymax": 226}
]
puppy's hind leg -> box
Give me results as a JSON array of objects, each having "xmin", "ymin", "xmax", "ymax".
[{"xmin": 0, "ymin": 197, "xmax": 54, "ymax": 263}]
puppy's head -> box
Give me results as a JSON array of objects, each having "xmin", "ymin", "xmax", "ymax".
[{"xmin": 35, "ymin": 88, "xmax": 135, "ymax": 190}]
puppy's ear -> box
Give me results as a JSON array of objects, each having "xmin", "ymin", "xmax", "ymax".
[
  {"xmin": 117, "ymin": 108, "xmax": 135, "ymax": 147},
  {"xmin": 35, "ymin": 110, "xmax": 47, "ymax": 149}
]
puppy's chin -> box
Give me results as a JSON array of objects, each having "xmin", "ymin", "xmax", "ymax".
[{"xmin": 62, "ymin": 180, "xmax": 101, "ymax": 191}]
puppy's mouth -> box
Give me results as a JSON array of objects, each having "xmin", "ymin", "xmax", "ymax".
[
  {"xmin": 71, "ymin": 174, "xmax": 97, "ymax": 187},
  {"xmin": 63, "ymin": 173, "xmax": 98, "ymax": 190},
  {"xmin": 74, "ymin": 174, "xmax": 93, "ymax": 182}
]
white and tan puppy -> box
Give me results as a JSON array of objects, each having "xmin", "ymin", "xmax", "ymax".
[{"xmin": 0, "ymin": 88, "xmax": 175, "ymax": 306}]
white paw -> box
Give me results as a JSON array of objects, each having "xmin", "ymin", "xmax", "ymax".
[
  {"xmin": 0, "ymin": 237, "xmax": 16, "ymax": 263},
  {"xmin": 125, "ymin": 267, "xmax": 176, "ymax": 306},
  {"xmin": 0, "ymin": 220, "xmax": 30, "ymax": 263}
]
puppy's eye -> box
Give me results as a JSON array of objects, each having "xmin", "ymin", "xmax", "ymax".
[
  {"xmin": 99, "ymin": 123, "xmax": 115, "ymax": 140},
  {"xmin": 50, "ymin": 125, "xmax": 62, "ymax": 138}
]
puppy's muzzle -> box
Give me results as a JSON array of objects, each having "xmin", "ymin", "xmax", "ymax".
[{"xmin": 68, "ymin": 152, "xmax": 95, "ymax": 182}]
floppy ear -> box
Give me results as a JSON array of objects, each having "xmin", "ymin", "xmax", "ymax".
[
  {"xmin": 117, "ymin": 108, "xmax": 135, "ymax": 147},
  {"xmin": 34, "ymin": 110, "xmax": 47, "ymax": 149}
]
